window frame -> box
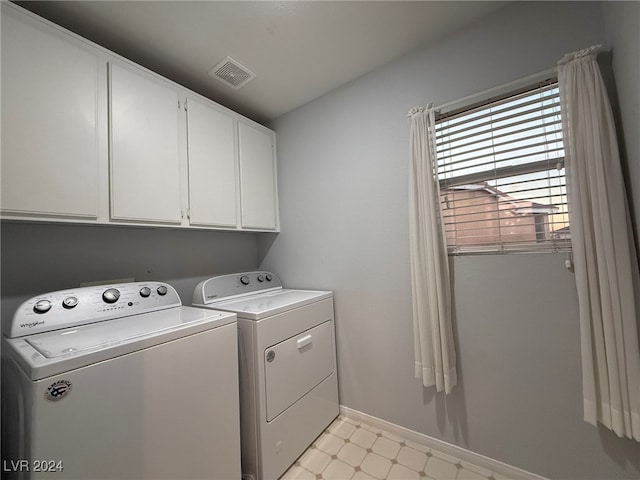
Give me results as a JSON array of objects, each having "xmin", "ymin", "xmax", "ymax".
[{"xmin": 434, "ymin": 75, "xmax": 572, "ymax": 255}]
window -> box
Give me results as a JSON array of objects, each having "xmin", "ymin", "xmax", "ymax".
[{"xmin": 435, "ymin": 80, "xmax": 571, "ymax": 254}]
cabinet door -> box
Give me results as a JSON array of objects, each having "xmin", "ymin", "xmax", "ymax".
[
  {"xmin": 109, "ymin": 64, "xmax": 182, "ymax": 223},
  {"xmin": 238, "ymin": 122, "xmax": 278, "ymax": 230},
  {"xmin": 186, "ymin": 99, "xmax": 238, "ymax": 227},
  {"xmin": 1, "ymin": 10, "xmax": 99, "ymax": 218}
]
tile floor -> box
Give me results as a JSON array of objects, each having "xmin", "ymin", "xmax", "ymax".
[{"xmin": 281, "ymin": 416, "xmax": 505, "ymax": 480}]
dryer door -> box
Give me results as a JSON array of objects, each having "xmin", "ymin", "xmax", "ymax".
[{"xmin": 264, "ymin": 320, "xmax": 334, "ymax": 421}]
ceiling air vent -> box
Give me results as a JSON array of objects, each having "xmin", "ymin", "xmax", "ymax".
[{"xmin": 208, "ymin": 56, "xmax": 256, "ymax": 90}]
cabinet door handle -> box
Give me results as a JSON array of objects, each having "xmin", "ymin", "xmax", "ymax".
[{"xmin": 296, "ymin": 334, "xmax": 312, "ymax": 349}]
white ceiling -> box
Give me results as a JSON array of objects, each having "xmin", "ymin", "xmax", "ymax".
[{"xmin": 16, "ymin": 1, "xmax": 507, "ymax": 123}]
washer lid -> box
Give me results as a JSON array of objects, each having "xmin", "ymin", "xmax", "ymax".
[
  {"xmin": 3, "ymin": 306, "xmax": 236, "ymax": 380},
  {"xmin": 27, "ymin": 307, "xmax": 216, "ymax": 358},
  {"xmin": 209, "ymin": 289, "xmax": 332, "ymax": 320}
]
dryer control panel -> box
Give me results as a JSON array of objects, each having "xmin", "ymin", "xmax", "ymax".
[
  {"xmin": 193, "ymin": 271, "xmax": 282, "ymax": 305},
  {"xmin": 6, "ymin": 282, "xmax": 181, "ymax": 338}
]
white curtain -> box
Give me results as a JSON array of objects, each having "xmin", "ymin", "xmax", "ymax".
[
  {"xmin": 558, "ymin": 47, "xmax": 640, "ymax": 441},
  {"xmin": 408, "ymin": 106, "xmax": 457, "ymax": 394}
]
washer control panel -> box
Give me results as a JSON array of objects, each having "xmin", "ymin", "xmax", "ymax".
[
  {"xmin": 193, "ymin": 271, "xmax": 282, "ymax": 305},
  {"xmin": 6, "ymin": 282, "xmax": 181, "ymax": 338}
]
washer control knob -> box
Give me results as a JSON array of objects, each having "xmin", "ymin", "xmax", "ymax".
[
  {"xmin": 62, "ymin": 296, "xmax": 79, "ymax": 309},
  {"xmin": 33, "ymin": 299, "xmax": 52, "ymax": 314},
  {"xmin": 157, "ymin": 285, "xmax": 168, "ymax": 296},
  {"xmin": 257, "ymin": 274, "xmax": 265, "ymax": 282},
  {"xmin": 102, "ymin": 288, "xmax": 120, "ymax": 304},
  {"xmin": 240, "ymin": 275, "xmax": 250, "ymax": 286},
  {"xmin": 139, "ymin": 287, "xmax": 151, "ymax": 298},
  {"xmin": 265, "ymin": 274, "xmax": 273, "ymax": 282}
]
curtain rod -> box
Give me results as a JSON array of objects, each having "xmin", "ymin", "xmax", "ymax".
[
  {"xmin": 435, "ymin": 67, "xmax": 557, "ymax": 117},
  {"xmin": 407, "ymin": 67, "xmax": 556, "ymax": 118},
  {"xmin": 436, "ymin": 48, "xmax": 609, "ymax": 119},
  {"xmin": 408, "ymin": 48, "xmax": 610, "ymax": 119}
]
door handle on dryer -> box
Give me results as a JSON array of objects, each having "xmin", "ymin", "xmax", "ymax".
[{"xmin": 296, "ymin": 334, "xmax": 312, "ymax": 349}]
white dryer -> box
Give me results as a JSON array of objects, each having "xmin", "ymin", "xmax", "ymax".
[
  {"xmin": 193, "ymin": 271, "xmax": 339, "ymax": 480},
  {"xmin": 2, "ymin": 281, "xmax": 241, "ymax": 480}
]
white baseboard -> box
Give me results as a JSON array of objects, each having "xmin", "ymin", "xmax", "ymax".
[{"xmin": 339, "ymin": 405, "xmax": 549, "ymax": 480}]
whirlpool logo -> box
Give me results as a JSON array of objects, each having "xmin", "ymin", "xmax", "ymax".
[
  {"xmin": 19, "ymin": 320, "xmax": 44, "ymax": 329},
  {"xmin": 45, "ymin": 380, "xmax": 72, "ymax": 402}
]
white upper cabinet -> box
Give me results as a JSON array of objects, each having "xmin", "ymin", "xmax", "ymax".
[
  {"xmin": 239, "ymin": 121, "xmax": 278, "ymax": 230},
  {"xmin": 186, "ymin": 99, "xmax": 238, "ymax": 228},
  {"xmin": 1, "ymin": 3, "xmax": 278, "ymax": 232},
  {"xmin": 1, "ymin": 8, "xmax": 100, "ymax": 218},
  {"xmin": 109, "ymin": 63, "xmax": 183, "ymax": 224}
]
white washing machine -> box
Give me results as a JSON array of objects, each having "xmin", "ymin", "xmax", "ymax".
[
  {"xmin": 193, "ymin": 271, "xmax": 339, "ymax": 480},
  {"xmin": 2, "ymin": 281, "xmax": 242, "ymax": 480}
]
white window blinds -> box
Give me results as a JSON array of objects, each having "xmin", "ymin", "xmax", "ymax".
[{"xmin": 435, "ymin": 80, "xmax": 571, "ymax": 254}]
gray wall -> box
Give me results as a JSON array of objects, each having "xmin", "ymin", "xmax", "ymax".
[
  {"xmin": 603, "ymin": 2, "xmax": 640, "ymax": 245},
  {"xmin": 259, "ymin": 2, "xmax": 640, "ymax": 479},
  {"xmin": 0, "ymin": 222, "xmax": 259, "ymax": 331}
]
